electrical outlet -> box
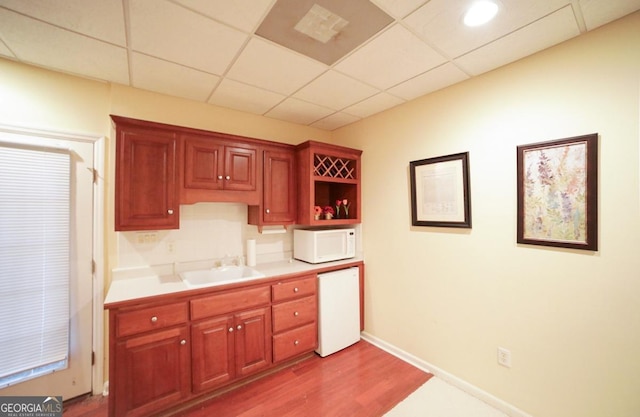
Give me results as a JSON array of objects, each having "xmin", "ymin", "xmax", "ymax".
[
  {"xmin": 136, "ymin": 232, "xmax": 158, "ymax": 244},
  {"xmin": 497, "ymin": 347, "xmax": 512, "ymax": 368},
  {"xmin": 166, "ymin": 241, "xmax": 175, "ymax": 253}
]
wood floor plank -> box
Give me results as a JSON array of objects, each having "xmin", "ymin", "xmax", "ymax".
[{"xmin": 63, "ymin": 340, "xmax": 432, "ymax": 417}]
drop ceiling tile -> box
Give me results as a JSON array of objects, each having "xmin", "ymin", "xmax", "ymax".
[
  {"xmin": 265, "ymin": 97, "xmax": 334, "ymax": 125},
  {"xmin": 343, "ymin": 92, "xmax": 404, "ymax": 118},
  {"xmin": 455, "ymin": 6, "xmax": 581, "ymax": 76},
  {"xmin": 0, "ymin": 0, "xmax": 126, "ymax": 46},
  {"xmin": 209, "ymin": 79, "xmax": 286, "ymax": 115},
  {"xmin": 404, "ymin": 0, "xmax": 569, "ymax": 58},
  {"xmin": 388, "ymin": 62, "xmax": 470, "ymax": 100},
  {"xmin": 129, "ymin": 0, "xmax": 248, "ymax": 75},
  {"xmin": 294, "ymin": 70, "xmax": 379, "ymax": 110},
  {"xmin": 0, "ymin": 9, "xmax": 129, "ymax": 84},
  {"xmin": 334, "ymin": 24, "xmax": 447, "ymax": 90},
  {"xmin": 226, "ymin": 37, "xmax": 328, "ymax": 95},
  {"xmin": 311, "ymin": 112, "xmax": 361, "ymax": 130},
  {"xmin": 371, "ymin": 0, "xmax": 429, "ymax": 19},
  {"xmin": 579, "ymin": 0, "xmax": 640, "ymax": 30},
  {"xmin": 131, "ymin": 53, "xmax": 220, "ymax": 102},
  {"xmin": 172, "ymin": 0, "xmax": 274, "ymax": 32}
]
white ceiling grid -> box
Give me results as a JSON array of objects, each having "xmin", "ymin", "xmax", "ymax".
[{"xmin": 0, "ymin": 0, "xmax": 638, "ymax": 130}]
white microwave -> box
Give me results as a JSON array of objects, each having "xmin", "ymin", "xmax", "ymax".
[{"xmin": 293, "ymin": 228, "xmax": 356, "ymax": 264}]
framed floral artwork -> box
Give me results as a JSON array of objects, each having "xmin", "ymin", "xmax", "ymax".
[
  {"xmin": 517, "ymin": 133, "xmax": 598, "ymax": 250},
  {"xmin": 410, "ymin": 152, "xmax": 471, "ymax": 228}
]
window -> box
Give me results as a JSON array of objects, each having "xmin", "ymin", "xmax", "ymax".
[{"xmin": 0, "ymin": 143, "xmax": 70, "ymax": 387}]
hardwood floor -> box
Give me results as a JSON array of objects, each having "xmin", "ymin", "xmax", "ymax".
[{"xmin": 64, "ymin": 340, "xmax": 432, "ymax": 417}]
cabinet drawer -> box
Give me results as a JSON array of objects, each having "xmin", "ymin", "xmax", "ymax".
[
  {"xmin": 272, "ymin": 296, "xmax": 317, "ymax": 333},
  {"xmin": 191, "ymin": 286, "xmax": 270, "ymax": 321},
  {"xmin": 272, "ymin": 323, "xmax": 317, "ymax": 363},
  {"xmin": 116, "ymin": 302, "xmax": 188, "ymax": 338},
  {"xmin": 271, "ymin": 275, "xmax": 316, "ymax": 302}
]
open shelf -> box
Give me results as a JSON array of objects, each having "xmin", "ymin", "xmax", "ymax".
[{"xmin": 296, "ymin": 141, "xmax": 362, "ymax": 226}]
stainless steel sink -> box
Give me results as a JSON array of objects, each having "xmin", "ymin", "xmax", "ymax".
[{"xmin": 179, "ymin": 266, "xmax": 265, "ymax": 288}]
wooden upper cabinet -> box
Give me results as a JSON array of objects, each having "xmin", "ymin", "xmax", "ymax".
[
  {"xmin": 181, "ymin": 133, "xmax": 259, "ymax": 205},
  {"xmin": 183, "ymin": 137, "xmax": 224, "ymax": 190},
  {"xmin": 113, "ymin": 116, "xmax": 179, "ymax": 231},
  {"xmin": 295, "ymin": 140, "xmax": 362, "ymax": 226},
  {"xmin": 111, "ymin": 116, "xmax": 359, "ymax": 232},
  {"xmin": 225, "ymin": 145, "xmax": 257, "ymax": 191},
  {"xmin": 248, "ymin": 146, "xmax": 296, "ymax": 230}
]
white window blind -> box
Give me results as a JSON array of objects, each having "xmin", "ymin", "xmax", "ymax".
[{"xmin": 0, "ymin": 143, "xmax": 70, "ymax": 387}]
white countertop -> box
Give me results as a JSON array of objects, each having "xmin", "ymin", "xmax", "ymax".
[{"xmin": 104, "ymin": 256, "xmax": 363, "ymax": 308}]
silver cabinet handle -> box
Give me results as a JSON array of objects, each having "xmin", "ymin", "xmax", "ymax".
[
  {"xmin": 293, "ymin": 287, "xmax": 299, "ymax": 293},
  {"xmin": 150, "ymin": 316, "xmax": 158, "ymax": 323},
  {"xmin": 237, "ymin": 324, "xmax": 242, "ymax": 330},
  {"xmin": 228, "ymin": 327, "xmax": 234, "ymax": 333},
  {"xmin": 180, "ymin": 339, "xmax": 186, "ymax": 345},
  {"xmin": 218, "ymin": 175, "xmax": 223, "ymax": 180},
  {"xmin": 294, "ymin": 311, "xmax": 299, "ymax": 317},
  {"xmin": 167, "ymin": 209, "xmax": 174, "ymax": 215},
  {"xmin": 225, "ymin": 175, "xmax": 231, "ymax": 180},
  {"xmin": 265, "ymin": 208, "xmax": 270, "ymax": 214},
  {"xmin": 294, "ymin": 340, "xmax": 299, "ymax": 346}
]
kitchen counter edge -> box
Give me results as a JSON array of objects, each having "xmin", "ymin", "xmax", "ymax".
[{"xmin": 104, "ymin": 256, "xmax": 364, "ymax": 310}]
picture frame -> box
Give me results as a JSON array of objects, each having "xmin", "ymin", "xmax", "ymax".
[
  {"xmin": 517, "ymin": 133, "xmax": 598, "ymax": 251},
  {"xmin": 410, "ymin": 152, "xmax": 471, "ymax": 228}
]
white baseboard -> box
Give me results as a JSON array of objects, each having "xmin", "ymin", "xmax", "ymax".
[{"xmin": 360, "ymin": 332, "xmax": 533, "ymax": 417}]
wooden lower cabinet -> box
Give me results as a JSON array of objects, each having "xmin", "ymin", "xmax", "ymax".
[
  {"xmin": 273, "ymin": 322, "xmax": 317, "ymax": 363},
  {"xmin": 114, "ymin": 326, "xmax": 190, "ymax": 417},
  {"xmin": 191, "ymin": 316, "xmax": 234, "ymax": 393},
  {"xmin": 108, "ymin": 273, "xmax": 324, "ymax": 417},
  {"xmin": 191, "ymin": 307, "xmax": 271, "ymax": 393},
  {"xmin": 271, "ymin": 275, "xmax": 318, "ymax": 364},
  {"xmin": 235, "ymin": 307, "xmax": 272, "ymax": 376}
]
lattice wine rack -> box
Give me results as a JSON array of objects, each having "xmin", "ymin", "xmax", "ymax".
[{"xmin": 313, "ymin": 154, "xmax": 356, "ymax": 180}]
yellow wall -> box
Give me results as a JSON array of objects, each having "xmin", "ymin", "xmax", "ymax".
[{"xmin": 333, "ymin": 12, "xmax": 640, "ymax": 417}]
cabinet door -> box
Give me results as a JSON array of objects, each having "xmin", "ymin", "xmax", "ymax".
[
  {"xmin": 224, "ymin": 145, "xmax": 257, "ymax": 191},
  {"xmin": 114, "ymin": 326, "xmax": 189, "ymax": 417},
  {"xmin": 115, "ymin": 126, "xmax": 178, "ymax": 230},
  {"xmin": 234, "ymin": 307, "xmax": 271, "ymax": 378},
  {"xmin": 184, "ymin": 136, "xmax": 224, "ymax": 190},
  {"xmin": 191, "ymin": 316, "xmax": 235, "ymax": 393},
  {"xmin": 263, "ymin": 149, "xmax": 296, "ymax": 223}
]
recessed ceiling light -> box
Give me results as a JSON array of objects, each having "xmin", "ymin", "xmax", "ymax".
[{"xmin": 463, "ymin": 0, "xmax": 499, "ymax": 27}]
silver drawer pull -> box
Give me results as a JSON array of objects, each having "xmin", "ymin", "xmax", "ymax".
[
  {"xmin": 180, "ymin": 339, "xmax": 186, "ymax": 345},
  {"xmin": 294, "ymin": 340, "xmax": 299, "ymax": 346},
  {"xmin": 150, "ymin": 316, "xmax": 158, "ymax": 323},
  {"xmin": 293, "ymin": 287, "xmax": 299, "ymax": 293},
  {"xmin": 225, "ymin": 175, "xmax": 231, "ymax": 180},
  {"xmin": 167, "ymin": 209, "xmax": 174, "ymax": 215},
  {"xmin": 293, "ymin": 311, "xmax": 299, "ymax": 316},
  {"xmin": 237, "ymin": 324, "xmax": 242, "ymax": 330},
  {"xmin": 228, "ymin": 327, "xmax": 234, "ymax": 333}
]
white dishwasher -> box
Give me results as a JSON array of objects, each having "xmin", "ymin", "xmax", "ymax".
[{"xmin": 316, "ymin": 267, "xmax": 361, "ymax": 357}]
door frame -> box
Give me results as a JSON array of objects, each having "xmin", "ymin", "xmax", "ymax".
[{"xmin": 0, "ymin": 123, "xmax": 105, "ymax": 396}]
